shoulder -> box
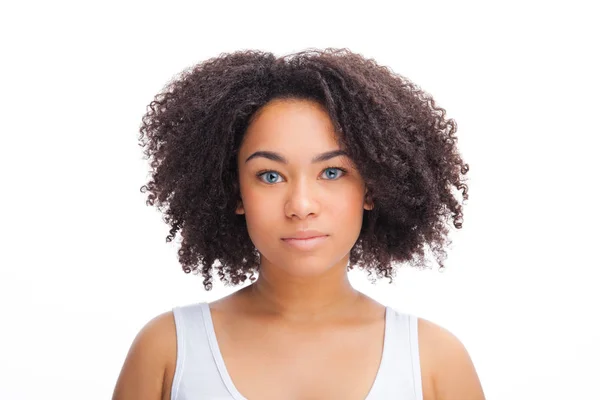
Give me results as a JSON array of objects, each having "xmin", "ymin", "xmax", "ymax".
[
  {"xmin": 127, "ymin": 310, "xmax": 177, "ymax": 368},
  {"xmin": 112, "ymin": 311, "xmax": 177, "ymax": 400},
  {"xmin": 417, "ymin": 317, "xmax": 486, "ymax": 400}
]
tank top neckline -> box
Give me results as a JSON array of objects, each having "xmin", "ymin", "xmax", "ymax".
[{"xmin": 200, "ymin": 301, "xmax": 392, "ymax": 400}]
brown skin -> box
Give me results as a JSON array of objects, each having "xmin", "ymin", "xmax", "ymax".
[
  {"xmin": 233, "ymin": 98, "xmax": 374, "ymax": 322},
  {"xmin": 112, "ymin": 98, "xmax": 485, "ymax": 399},
  {"xmin": 113, "ymin": 307, "xmax": 448, "ymax": 400}
]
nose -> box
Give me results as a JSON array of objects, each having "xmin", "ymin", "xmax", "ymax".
[{"xmin": 284, "ymin": 176, "xmax": 321, "ymax": 220}]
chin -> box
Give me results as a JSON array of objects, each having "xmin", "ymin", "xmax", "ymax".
[{"xmin": 270, "ymin": 257, "xmax": 336, "ymax": 277}]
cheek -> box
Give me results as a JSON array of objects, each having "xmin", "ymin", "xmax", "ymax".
[
  {"xmin": 240, "ymin": 192, "xmax": 279, "ymax": 242},
  {"xmin": 242, "ymin": 188, "xmax": 277, "ymax": 216},
  {"xmin": 331, "ymin": 194, "xmax": 365, "ymax": 226},
  {"xmin": 327, "ymin": 186, "xmax": 365, "ymax": 226}
]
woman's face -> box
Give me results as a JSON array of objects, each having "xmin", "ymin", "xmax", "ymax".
[{"xmin": 235, "ymin": 98, "xmax": 373, "ymax": 278}]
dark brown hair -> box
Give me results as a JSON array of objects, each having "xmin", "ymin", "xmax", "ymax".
[{"xmin": 138, "ymin": 47, "xmax": 469, "ymax": 291}]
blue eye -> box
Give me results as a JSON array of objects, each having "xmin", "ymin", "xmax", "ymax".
[
  {"xmin": 259, "ymin": 171, "xmax": 282, "ymax": 184},
  {"xmin": 256, "ymin": 167, "xmax": 347, "ymax": 185},
  {"xmin": 322, "ymin": 167, "xmax": 344, "ymax": 180}
]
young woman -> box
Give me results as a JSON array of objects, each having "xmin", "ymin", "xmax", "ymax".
[{"xmin": 112, "ymin": 48, "xmax": 485, "ymax": 400}]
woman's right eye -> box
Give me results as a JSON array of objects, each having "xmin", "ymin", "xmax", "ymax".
[{"xmin": 257, "ymin": 171, "xmax": 282, "ymax": 184}]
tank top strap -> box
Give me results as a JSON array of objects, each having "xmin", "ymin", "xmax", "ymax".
[
  {"xmin": 366, "ymin": 307, "xmax": 423, "ymax": 400},
  {"xmin": 171, "ymin": 302, "xmax": 235, "ymax": 400},
  {"xmin": 171, "ymin": 302, "xmax": 422, "ymax": 400}
]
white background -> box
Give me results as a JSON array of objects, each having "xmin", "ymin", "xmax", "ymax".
[{"xmin": 1, "ymin": 1, "xmax": 598, "ymax": 399}]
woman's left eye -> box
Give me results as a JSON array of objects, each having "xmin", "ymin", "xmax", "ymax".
[{"xmin": 321, "ymin": 167, "xmax": 346, "ymax": 179}]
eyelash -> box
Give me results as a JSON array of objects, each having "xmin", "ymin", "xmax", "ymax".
[{"xmin": 256, "ymin": 166, "xmax": 348, "ymax": 184}]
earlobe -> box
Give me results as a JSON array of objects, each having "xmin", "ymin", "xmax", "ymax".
[
  {"xmin": 364, "ymin": 189, "xmax": 374, "ymax": 210},
  {"xmin": 235, "ymin": 200, "xmax": 245, "ymax": 215}
]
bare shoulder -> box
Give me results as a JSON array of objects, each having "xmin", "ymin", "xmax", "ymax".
[
  {"xmin": 112, "ymin": 310, "xmax": 177, "ymax": 400},
  {"xmin": 418, "ymin": 317, "xmax": 486, "ymax": 400}
]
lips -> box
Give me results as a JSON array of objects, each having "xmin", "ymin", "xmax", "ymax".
[
  {"xmin": 281, "ymin": 234, "xmax": 329, "ymax": 251},
  {"xmin": 282, "ymin": 235, "xmax": 326, "ymax": 241},
  {"xmin": 281, "ymin": 230, "xmax": 328, "ymax": 240}
]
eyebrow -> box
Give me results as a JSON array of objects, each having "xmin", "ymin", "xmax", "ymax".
[{"xmin": 245, "ymin": 149, "xmax": 349, "ymax": 164}]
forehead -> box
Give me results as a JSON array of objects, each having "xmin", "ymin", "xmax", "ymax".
[{"xmin": 239, "ymin": 99, "xmax": 341, "ymax": 160}]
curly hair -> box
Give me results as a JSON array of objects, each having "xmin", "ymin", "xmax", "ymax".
[{"xmin": 138, "ymin": 47, "xmax": 469, "ymax": 291}]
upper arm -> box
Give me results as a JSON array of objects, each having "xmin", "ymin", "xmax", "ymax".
[
  {"xmin": 418, "ymin": 318, "xmax": 486, "ymax": 400},
  {"xmin": 112, "ymin": 311, "xmax": 176, "ymax": 400}
]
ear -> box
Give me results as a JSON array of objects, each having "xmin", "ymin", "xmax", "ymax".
[
  {"xmin": 235, "ymin": 198, "xmax": 245, "ymax": 215},
  {"xmin": 232, "ymin": 180, "xmax": 244, "ymax": 215},
  {"xmin": 364, "ymin": 188, "xmax": 374, "ymax": 211}
]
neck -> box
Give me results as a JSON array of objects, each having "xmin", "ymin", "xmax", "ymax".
[{"xmin": 244, "ymin": 256, "xmax": 361, "ymax": 324}]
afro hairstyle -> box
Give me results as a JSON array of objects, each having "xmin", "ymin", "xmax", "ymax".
[{"xmin": 138, "ymin": 47, "xmax": 470, "ymax": 291}]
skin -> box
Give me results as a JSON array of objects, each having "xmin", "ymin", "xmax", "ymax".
[
  {"xmin": 112, "ymin": 98, "xmax": 485, "ymax": 400},
  {"xmin": 232, "ymin": 97, "xmax": 375, "ymax": 323}
]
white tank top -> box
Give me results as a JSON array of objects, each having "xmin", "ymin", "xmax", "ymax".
[{"xmin": 170, "ymin": 302, "xmax": 423, "ymax": 400}]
